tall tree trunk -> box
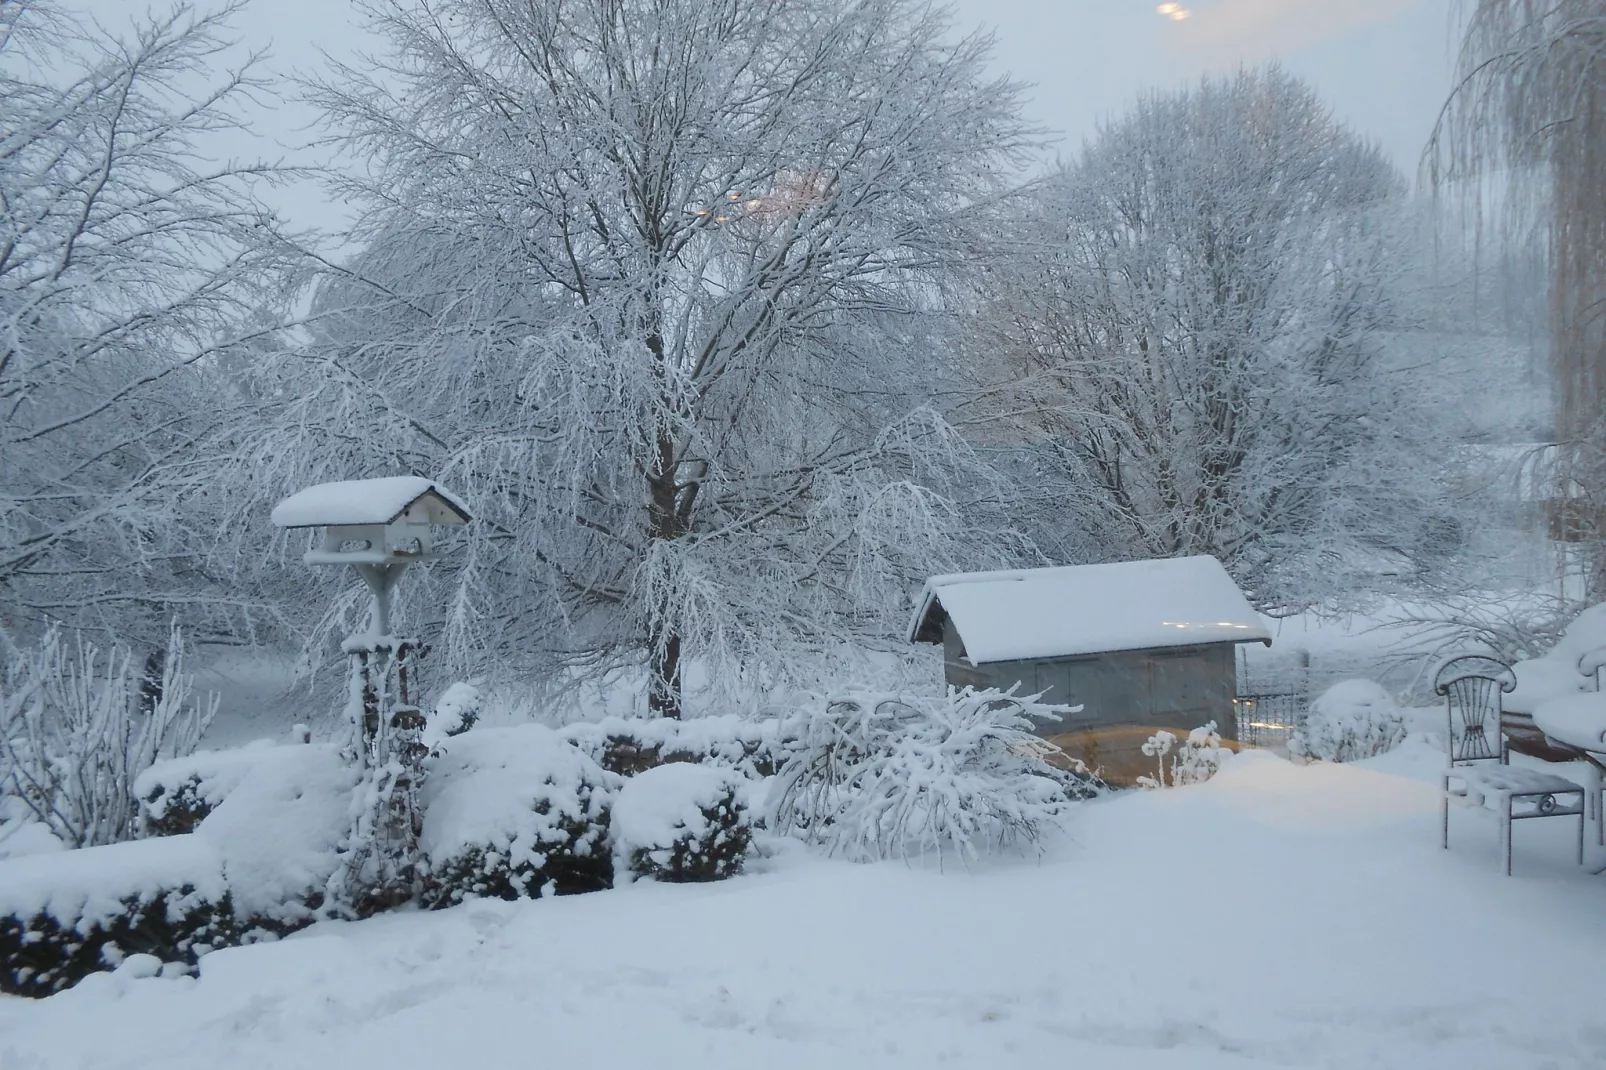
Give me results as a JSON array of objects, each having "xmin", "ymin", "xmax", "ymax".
[{"xmin": 646, "ymin": 318, "xmax": 685, "ymax": 718}]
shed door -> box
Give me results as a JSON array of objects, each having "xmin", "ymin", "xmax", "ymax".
[{"xmin": 1147, "ymin": 647, "xmax": 1222, "ymax": 726}]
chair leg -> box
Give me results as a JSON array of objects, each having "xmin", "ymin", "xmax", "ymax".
[
  {"xmin": 1596, "ymin": 786, "xmax": 1604, "ymax": 848},
  {"xmin": 1504, "ymin": 795, "xmax": 1513, "ymax": 876},
  {"xmin": 1441, "ymin": 775, "xmax": 1450, "ymax": 849}
]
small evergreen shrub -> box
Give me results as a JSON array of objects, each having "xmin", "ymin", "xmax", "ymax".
[
  {"xmin": 418, "ymin": 726, "xmax": 618, "ymax": 906},
  {"xmin": 611, "ymin": 764, "xmax": 753, "ymax": 884},
  {"xmin": 1290, "ymin": 680, "xmax": 1407, "ymax": 762},
  {"xmin": 137, "ymin": 736, "xmax": 330, "ymax": 838}
]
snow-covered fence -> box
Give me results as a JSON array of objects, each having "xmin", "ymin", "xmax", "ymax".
[{"xmin": 1233, "ymin": 693, "xmax": 1305, "ymax": 752}]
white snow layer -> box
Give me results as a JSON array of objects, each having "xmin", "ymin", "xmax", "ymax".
[
  {"xmin": 269, "ymin": 476, "xmax": 469, "ymax": 528},
  {"xmin": 5, "ymin": 740, "xmax": 1606, "ymax": 1068},
  {"xmin": 136, "ymin": 741, "xmax": 332, "ymax": 825},
  {"xmin": 191, "ymin": 745, "xmax": 354, "ymax": 919},
  {"xmin": 910, "ymin": 554, "xmax": 1272, "ymax": 664},
  {"xmin": 1507, "ymin": 602, "xmax": 1606, "ymax": 713},
  {"xmin": 0, "ymin": 833, "xmax": 226, "ymax": 929}
]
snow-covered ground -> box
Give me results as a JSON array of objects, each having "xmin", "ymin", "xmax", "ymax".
[{"xmin": 5, "ymin": 741, "xmax": 1604, "ymax": 1070}]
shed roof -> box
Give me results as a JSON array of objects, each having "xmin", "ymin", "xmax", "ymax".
[
  {"xmin": 270, "ymin": 477, "xmax": 471, "ymax": 529},
  {"xmin": 908, "ymin": 555, "xmax": 1271, "ymax": 665}
]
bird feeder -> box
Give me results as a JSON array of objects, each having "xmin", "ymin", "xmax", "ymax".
[
  {"xmin": 271, "ymin": 476, "xmax": 471, "ymax": 912},
  {"xmin": 271, "ymin": 476, "xmax": 471, "ymax": 636}
]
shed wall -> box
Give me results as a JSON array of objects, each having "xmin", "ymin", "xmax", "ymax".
[{"xmin": 941, "ymin": 620, "xmax": 1238, "ymax": 784}]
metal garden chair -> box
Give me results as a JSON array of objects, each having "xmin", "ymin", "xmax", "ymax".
[{"xmin": 1434, "ymin": 654, "xmax": 1586, "ymax": 875}]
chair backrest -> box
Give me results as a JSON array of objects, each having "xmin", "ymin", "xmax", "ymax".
[{"xmin": 1432, "ymin": 654, "xmax": 1517, "ymax": 765}]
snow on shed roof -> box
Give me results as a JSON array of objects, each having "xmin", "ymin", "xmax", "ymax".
[
  {"xmin": 270, "ymin": 477, "xmax": 471, "ymax": 529},
  {"xmin": 908, "ymin": 555, "xmax": 1271, "ymax": 665}
]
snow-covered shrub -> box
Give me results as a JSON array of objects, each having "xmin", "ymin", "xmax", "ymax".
[
  {"xmin": 1289, "ymin": 680, "xmax": 1407, "ymax": 762},
  {"xmin": 422, "ymin": 682, "xmax": 483, "ymax": 748},
  {"xmin": 0, "ymin": 835, "xmax": 241, "ymax": 998},
  {"xmin": 1136, "ymin": 722, "xmax": 1232, "ymax": 789},
  {"xmin": 1, "ymin": 626, "xmax": 215, "ymax": 847},
  {"xmin": 0, "ymin": 796, "xmax": 64, "ymax": 860},
  {"xmin": 1, "ymin": 743, "xmax": 355, "ymax": 997},
  {"xmin": 418, "ymin": 726, "xmax": 619, "ymax": 907},
  {"xmin": 137, "ymin": 738, "xmax": 324, "ymax": 837},
  {"xmin": 562, "ymin": 715, "xmax": 798, "ymax": 779},
  {"xmin": 769, "ymin": 687, "xmax": 1095, "ymax": 864},
  {"xmin": 193, "ymin": 744, "xmax": 354, "ymax": 925},
  {"xmin": 611, "ymin": 764, "xmax": 753, "ymax": 884}
]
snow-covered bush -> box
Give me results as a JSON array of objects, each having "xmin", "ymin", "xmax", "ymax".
[
  {"xmin": 562, "ymin": 715, "xmax": 797, "ymax": 779},
  {"xmin": 423, "ymin": 682, "xmax": 483, "ymax": 748},
  {"xmin": 0, "ymin": 834, "xmax": 240, "ymax": 998},
  {"xmin": 1, "ymin": 626, "xmax": 216, "ymax": 847},
  {"xmin": 1136, "ymin": 722, "xmax": 1232, "ymax": 789},
  {"xmin": 137, "ymin": 736, "xmax": 323, "ymax": 837},
  {"xmin": 611, "ymin": 764, "xmax": 753, "ymax": 884},
  {"xmin": 3, "ymin": 741, "xmax": 358, "ymax": 997},
  {"xmin": 193, "ymin": 745, "xmax": 354, "ymax": 925},
  {"xmin": 0, "ymin": 796, "xmax": 64, "ymax": 860},
  {"xmin": 1290, "ymin": 680, "xmax": 1407, "ymax": 763},
  {"xmin": 418, "ymin": 726, "xmax": 619, "ymax": 907},
  {"xmin": 769, "ymin": 687, "xmax": 1095, "ymax": 865}
]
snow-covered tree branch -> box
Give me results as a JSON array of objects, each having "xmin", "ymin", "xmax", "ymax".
[
  {"xmin": 245, "ymin": 0, "xmax": 1040, "ymax": 713},
  {"xmin": 974, "ymin": 68, "xmax": 1437, "ymax": 607},
  {"xmin": 0, "ymin": 0, "xmax": 300, "ymax": 652}
]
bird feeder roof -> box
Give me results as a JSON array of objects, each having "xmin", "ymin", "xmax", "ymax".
[{"xmin": 270, "ymin": 477, "xmax": 471, "ymax": 529}]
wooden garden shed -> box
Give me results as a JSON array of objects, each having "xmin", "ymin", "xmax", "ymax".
[{"xmin": 907, "ymin": 555, "xmax": 1272, "ymax": 784}]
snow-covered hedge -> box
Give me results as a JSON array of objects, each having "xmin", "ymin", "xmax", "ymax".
[
  {"xmin": 0, "ymin": 834, "xmax": 240, "ymax": 997},
  {"xmin": 1289, "ymin": 680, "xmax": 1407, "ymax": 763},
  {"xmin": 1, "ymin": 744, "xmax": 353, "ymax": 997},
  {"xmin": 418, "ymin": 725, "xmax": 619, "ymax": 906},
  {"xmin": 770, "ymin": 687, "xmax": 1096, "ymax": 864},
  {"xmin": 193, "ymin": 744, "xmax": 353, "ymax": 923},
  {"xmin": 137, "ymin": 739, "xmax": 334, "ymax": 837},
  {"xmin": 561, "ymin": 714, "xmax": 797, "ymax": 779},
  {"xmin": 612, "ymin": 763, "xmax": 753, "ymax": 883}
]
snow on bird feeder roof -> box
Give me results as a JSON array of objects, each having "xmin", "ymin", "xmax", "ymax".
[
  {"xmin": 908, "ymin": 555, "xmax": 1271, "ymax": 665},
  {"xmin": 270, "ymin": 477, "xmax": 470, "ymax": 529}
]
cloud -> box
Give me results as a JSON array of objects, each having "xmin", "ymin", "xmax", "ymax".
[{"xmin": 1168, "ymin": 0, "xmax": 1431, "ymax": 61}]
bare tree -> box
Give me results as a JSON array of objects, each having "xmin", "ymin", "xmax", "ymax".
[
  {"xmin": 977, "ymin": 68, "xmax": 1431, "ymax": 607},
  {"xmin": 0, "ymin": 1, "xmax": 298, "ymax": 652},
  {"xmin": 1429, "ymin": 0, "xmax": 1606, "ymax": 595},
  {"xmin": 251, "ymin": 0, "xmax": 1038, "ymax": 716}
]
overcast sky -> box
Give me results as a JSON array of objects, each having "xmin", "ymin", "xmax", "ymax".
[{"xmin": 65, "ymin": 0, "xmax": 1460, "ymax": 230}]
